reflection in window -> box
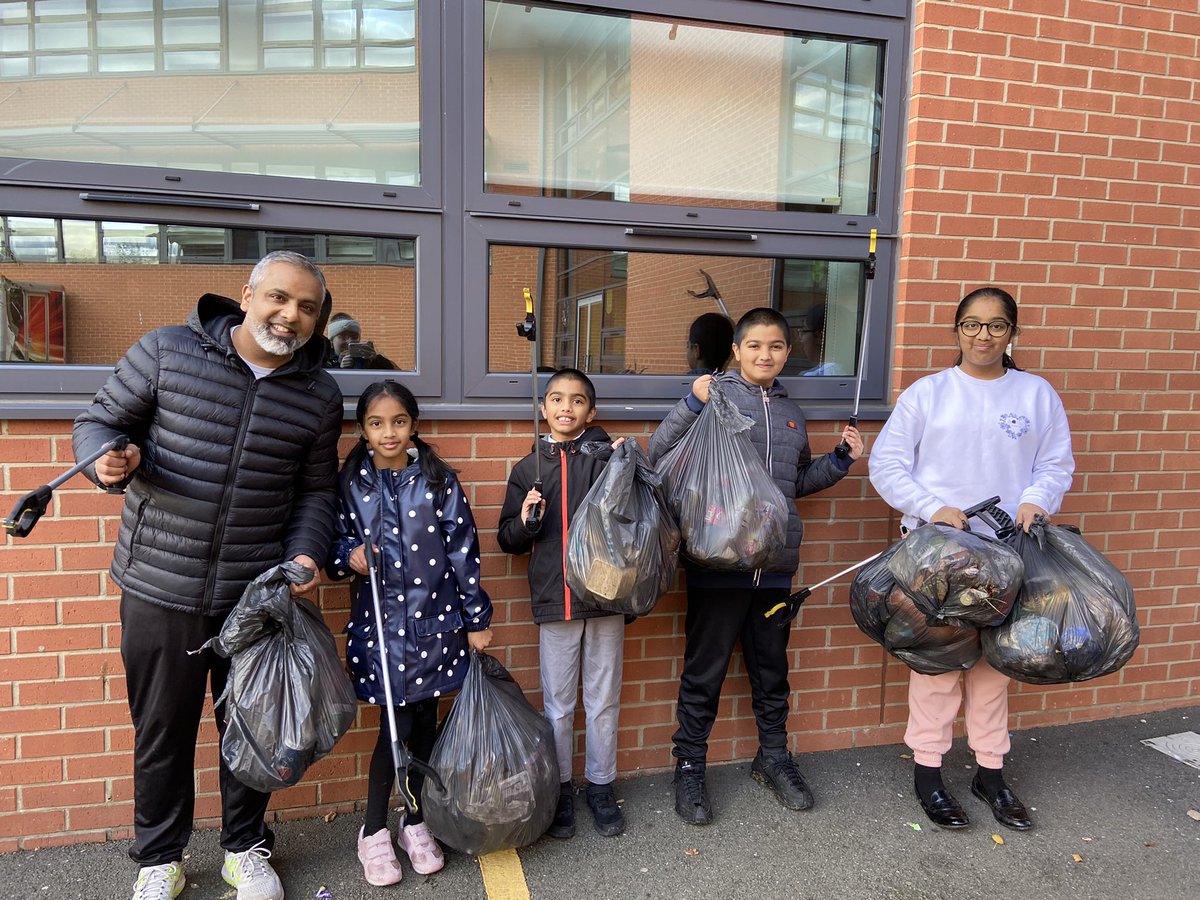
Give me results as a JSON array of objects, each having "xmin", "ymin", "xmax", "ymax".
[
  {"xmin": 0, "ymin": 1, "xmax": 421, "ymax": 187},
  {"xmin": 486, "ymin": 244, "xmax": 864, "ymax": 378},
  {"xmin": 0, "ymin": 216, "xmax": 417, "ymax": 368},
  {"xmin": 484, "ymin": 2, "xmax": 883, "ymax": 214}
]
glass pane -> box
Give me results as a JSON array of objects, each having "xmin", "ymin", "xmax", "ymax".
[
  {"xmin": 99, "ymin": 50, "xmax": 155, "ymax": 71},
  {"xmin": 35, "ymin": 53, "xmax": 87, "ymax": 73},
  {"xmin": 2, "ymin": 1, "xmax": 422, "ymax": 189},
  {"xmin": 101, "ymin": 221, "xmax": 159, "ymax": 262},
  {"xmin": 4, "ymin": 218, "xmax": 417, "ymax": 369},
  {"xmin": 62, "ymin": 219, "xmax": 99, "ymax": 261},
  {"xmin": 484, "ymin": 2, "xmax": 883, "ymax": 214},
  {"xmin": 34, "ymin": 20, "xmax": 87, "ymax": 49},
  {"xmin": 7, "ymin": 217, "xmax": 59, "ymax": 261},
  {"xmin": 98, "ymin": 0, "xmax": 153, "ymax": 12},
  {"xmin": 162, "ymin": 15, "xmax": 218, "ymax": 44},
  {"xmin": 0, "ymin": 23, "xmax": 27, "ymax": 51},
  {"xmin": 486, "ymin": 245, "xmax": 864, "ymax": 376},
  {"xmin": 263, "ymin": 12, "xmax": 313, "ymax": 42},
  {"xmin": 97, "ymin": 19, "xmax": 154, "ymax": 48},
  {"xmin": 35, "ymin": 0, "xmax": 86, "ymax": 15}
]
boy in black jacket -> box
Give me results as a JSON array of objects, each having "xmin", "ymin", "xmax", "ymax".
[{"xmin": 498, "ymin": 368, "xmax": 626, "ymax": 840}]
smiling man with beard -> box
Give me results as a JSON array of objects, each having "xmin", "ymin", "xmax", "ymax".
[{"xmin": 73, "ymin": 250, "xmax": 345, "ymax": 900}]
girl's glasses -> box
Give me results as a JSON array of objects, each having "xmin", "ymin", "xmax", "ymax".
[{"xmin": 958, "ymin": 319, "xmax": 1012, "ymax": 337}]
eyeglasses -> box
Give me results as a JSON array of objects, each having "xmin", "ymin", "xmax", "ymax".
[{"xmin": 957, "ymin": 319, "xmax": 1012, "ymax": 337}]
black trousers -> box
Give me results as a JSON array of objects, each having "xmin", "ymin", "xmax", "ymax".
[
  {"xmin": 672, "ymin": 584, "xmax": 792, "ymax": 762},
  {"xmin": 121, "ymin": 594, "xmax": 274, "ymax": 866},
  {"xmin": 364, "ymin": 698, "xmax": 438, "ymax": 833}
]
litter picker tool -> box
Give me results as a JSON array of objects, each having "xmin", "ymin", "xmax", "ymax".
[
  {"xmin": 3, "ymin": 435, "xmax": 129, "ymax": 538},
  {"xmin": 360, "ymin": 535, "xmax": 440, "ymax": 812},
  {"xmin": 515, "ymin": 288, "xmax": 544, "ymax": 529},
  {"xmin": 762, "ymin": 495, "xmax": 1009, "ymax": 629},
  {"xmin": 835, "ymin": 229, "xmax": 877, "ymax": 460},
  {"xmin": 687, "ymin": 269, "xmax": 732, "ymax": 318}
]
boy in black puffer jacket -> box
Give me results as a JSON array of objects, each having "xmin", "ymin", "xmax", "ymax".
[
  {"xmin": 648, "ymin": 307, "xmax": 864, "ymax": 826},
  {"xmin": 498, "ymin": 368, "xmax": 626, "ymax": 841}
]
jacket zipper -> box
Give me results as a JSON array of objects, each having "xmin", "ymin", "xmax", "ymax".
[
  {"xmin": 754, "ymin": 387, "xmax": 773, "ymax": 588},
  {"xmin": 201, "ymin": 373, "xmax": 260, "ymax": 613},
  {"xmin": 559, "ymin": 444, "xmax": 572, "ymax": 620}
]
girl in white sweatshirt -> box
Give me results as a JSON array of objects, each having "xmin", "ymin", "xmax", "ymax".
[{"xmin": 869, "ymin": 286, "xmax": 1074, "ymax": 832}]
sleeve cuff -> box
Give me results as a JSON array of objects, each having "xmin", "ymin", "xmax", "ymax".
[{"xmin": 685, "ymin": 393, "xmax": 705, "ymax": 414}]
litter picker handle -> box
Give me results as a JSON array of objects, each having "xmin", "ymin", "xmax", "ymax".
[
  {"xmin": 835, "ymin": 229, "xmax": 877, "ymax": 460},
  {"xmin": 517, "ymin": 287, "xmax": 544, "ymax": 529},
  {"xmin": 3, "ymin": 435, "xmax": 130, "ymax": 538},
  {"xmin": 525, "ymin": 478, "xmax": 544, "ymax": 530}
]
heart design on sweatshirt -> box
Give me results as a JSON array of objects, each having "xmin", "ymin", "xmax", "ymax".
[{"xmin": 998, "ymin": 413, "xmax": 1030, "ymax": 440}]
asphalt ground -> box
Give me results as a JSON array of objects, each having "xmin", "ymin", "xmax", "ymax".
[{"xmin": 6, "ymin": 705, "xmax": 1199, "ymax": 900}]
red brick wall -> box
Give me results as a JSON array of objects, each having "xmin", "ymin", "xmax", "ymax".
[{"xmin": 2, "ymin": 0, "xmax": 1197, "ymax": 850}]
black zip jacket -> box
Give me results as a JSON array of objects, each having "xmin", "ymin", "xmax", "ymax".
[
  {"xmin": 497, "ymin": 426, "xmax": 614, "ymax": 624},
  {"xmin": 73, "ymin": 293, "xmax": 344, "ymax": 616}
]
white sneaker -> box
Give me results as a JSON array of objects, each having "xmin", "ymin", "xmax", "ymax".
[
  {"xmin": 222, "ymin": 842, "xmax": 284, "ymax": 900},
  {"xmin": 130, "ymin": 862, "xmax": 185, "ymax": 900}
]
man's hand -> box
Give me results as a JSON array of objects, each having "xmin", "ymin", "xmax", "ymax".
[
  {"xmin": 290, "ymin": 554, "xmax": 321, "ymax": 596},
  {"xmin": 95, "ymin": 444, "xmax": 141, "ymax": 486}
]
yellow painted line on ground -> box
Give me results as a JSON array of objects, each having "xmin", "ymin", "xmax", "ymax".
[{"xmin": 478, "ymin": 847, "xmax": 531, "ymax": 900}]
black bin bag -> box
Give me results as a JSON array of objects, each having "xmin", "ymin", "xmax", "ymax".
[
  {"xmin": 205, "ymin": 562, "xmax": 358, "ymax": 793},
  {"xmin": 566, "ymin": 439, "xmax": 681, "ymax": 617},
  {"xmin": 655, "ymin": 378, "xmax": 788, "ymax": 571},
  {"xmin": 421, "ymin": 652, "xmax": 559, "ymax": 856},
  {"xmin": 850, "ymin": 540, "xmax": 982, "ymax": 675},
  {"xmin": 983, "ymin": 522, "xmax": 1139, "ymax": 684},
  {"xmin": 887, "ymin": 524, "xmax": 1024, "ymax": 628}
]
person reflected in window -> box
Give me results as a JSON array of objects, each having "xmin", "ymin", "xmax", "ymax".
[
  {"xmin": 686, "ymin": 313, "xmax": 734, "ymax": 375},
  {"xmin": 795, "ymin": 305, "xmax": 848, "ymax": 377},
  {"xmin": 327, "ymin": 313, "xmax": 396, "ymax": 370}
]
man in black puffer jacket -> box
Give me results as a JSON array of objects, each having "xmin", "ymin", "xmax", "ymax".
[{"xmin": 73, "ymin": 251, "xmax": 344, "ymax": 900}]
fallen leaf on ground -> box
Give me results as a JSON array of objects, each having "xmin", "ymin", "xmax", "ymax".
[
  {"xmin": 323, "ymin": 810, "xmax": 337, "ymax": 823},
  {"xmin": 992, "ymin": 834, "xmax": 1004, "ymax": 845},
  {"xmin": 1081, "ymin": 836, "xmax": 1093, "ymax": 842},
  {"xmin": 906, "ymin": 823, "xmax": 922, "ymax": 831},
  {"xmin": 1072, "ymin": 854, "xmax": 1083, "ymax": 863},
  {"xmin": 1144, "ymin": 842, "xmax": 1156, "ymax": 848},
  {"xmin": 1186, "ymin": 809, "xmax": 1200, "ymax": 822},
  {"xmin": 899, "ymin": 753, "xmax": 912, "ymax": 759},
  {"xmin": 684, "ymin": 848, "xmax": 700, "ymax": 856}
]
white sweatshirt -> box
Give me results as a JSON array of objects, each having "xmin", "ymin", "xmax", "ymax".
[{"xmin": 869, "ymin": 366, "xmax": 1075, "ymax": 532}]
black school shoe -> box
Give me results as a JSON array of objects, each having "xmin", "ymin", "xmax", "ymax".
[
  {"xmin": 971, "ymin": 773, "xmax": 1033, "ymax": 831},
  {"xmin": 547, "ymin": 782, "xmax": 575, "ymax": 839},
  {"xmin": 673, "ymin": 759, "xmax": 713, "ymax": 826},
  {"xmin": 918, "ymin": 788, "xmax": 971, "ymax": 829},
  {"xmin": 585, "ymin": 781, "xmax": 626, "ymax": 837},
  {"xmin": 750, "ymin": 749, "xmax": 814, "ymax": 811}
]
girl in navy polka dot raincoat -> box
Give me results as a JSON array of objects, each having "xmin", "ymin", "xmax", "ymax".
[{"xmin": 326, "ymin": 380, "xmax": 494, "ymax": 886}]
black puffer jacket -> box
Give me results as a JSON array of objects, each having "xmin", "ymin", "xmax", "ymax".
[
  {"xmin": 497, "ymin": 426, "xmax": 614, "ymax": 623},
  {"xmin": 73, "ymin": 293, "xmax": 344, "ymax": 616},
  {"xmin": 647, "ymin": 372, "xmax": 853, "ymax": 589}
]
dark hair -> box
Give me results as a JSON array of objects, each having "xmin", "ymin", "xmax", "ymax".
[
  {"xmin": 733, "ymin": 307, "xmax": 792, "ymax": 347},
  {"xmin": 953, "ymin": 286, "xmax": 1022, "ymax": 371},
  {"xmin": 544, "ymin": 367, "xmax": 596, "ymax": 410},
  {"xmin": 688, "ymin": 313, "xmax": 734, "ymax": 372},
  {"xmin": 345, "ymin": 380, "xmax": 456, "ymax": 494}
]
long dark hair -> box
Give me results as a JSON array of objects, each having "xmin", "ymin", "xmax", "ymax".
[
  {"xmin": 953, "ymin": 286, "xmax": 1023, "ymax": 371},
  {"xmin": 344, "ymin": 380, "xmax": 456, "ymax": 495}
]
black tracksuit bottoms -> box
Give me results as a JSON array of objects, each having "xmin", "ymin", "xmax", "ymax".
[
  {"xmin": 672, "ymin": 583, "xmax": 792, "ymax": 762},
  {"xmin": 120, "ymin": 593, "xmax": 274, "ymax": 866}
]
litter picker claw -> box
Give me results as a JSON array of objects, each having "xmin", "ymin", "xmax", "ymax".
[{"xmin": 3, "ymin": 435, "xmax": 129, "ymax": 538}]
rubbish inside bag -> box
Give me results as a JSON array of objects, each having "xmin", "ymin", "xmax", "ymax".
[
  {"xmin": 204, "ymin": 561, "xmax": 358, "ymax": 793},
  {"xmin": 421, "ymin": 652, "xmax": 559, "ymax": 856},
  {"xmin": 566, "ymin": 439, "xmax": 681, "ymax": 616},
  {"xmin": 655, "ymin": 378, "xmax": 788, "ymax": 571},
  {"xmin": 983, "ymin": 521, "xmax": 1139, "ymax": 684},
  {"xmin": 850, "ymin": 543, "xmax": 982, "ymax": 675},
  {"xmin": 887, "ymin": 524, "xmax": 1024, "ymax": 627}
]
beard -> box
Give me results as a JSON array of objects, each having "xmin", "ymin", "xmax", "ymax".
[{"xmin": 248, "ymin": 319, "xmax": 310, "ymax": 357}]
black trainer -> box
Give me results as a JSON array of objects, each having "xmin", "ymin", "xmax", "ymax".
[
  {"xmin": 547, "ymin": 782, "xmax": 575, "ymax": 839},
  {"xmin": 673, "ymin": 758, "xmax": 713, "ymax": 826},
  {"xmin": 750, "ymin": 749, "xmax": 814, "ymax": 811},
  {"xmin": 585, "ymin": 781, "xmax": 626, "ymax": 837}
]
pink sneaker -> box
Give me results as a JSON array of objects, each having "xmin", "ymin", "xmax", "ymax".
[
  {"xmin": 357, "ymin": 826, "xmax": 403, "ymax": 886},
  {"xmin": 399, "ymin": 821, "xmax": 445, "ymax": 875}
]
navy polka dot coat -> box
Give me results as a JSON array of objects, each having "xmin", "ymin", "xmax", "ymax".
[{"xmin": 327, "ymin": 457, "xmax": 493, "ymax": 706}]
